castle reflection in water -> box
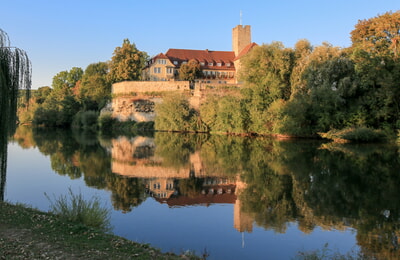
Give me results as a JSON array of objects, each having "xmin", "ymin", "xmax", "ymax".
[
  {"xmin": 11, "ymin": 126, "xmax": 400, "ymax": 259},
  {"xmin": 111, "ymin": 136, "xmax": 253, "ymax": 233}
]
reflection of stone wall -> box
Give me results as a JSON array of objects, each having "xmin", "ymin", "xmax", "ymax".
[
  {"xmin": 111, "ymin": 136, "xmax": 190, "ymax": 178},
  {"xmin": 111, "ymin": 136, "xmax": 229, "ymax": 178}
]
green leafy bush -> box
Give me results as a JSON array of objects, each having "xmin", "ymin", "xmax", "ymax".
[
  {"xmin": 320, "ymin": 127, "xmax": 387, "ymax": 143},
  {"xmin": 155, "ymin": 93, "xmax": 205, "ymax": 132},
  {"xmin": 72, "ymin": 110, "xmax": 98, "ymax": 131},
  {"xmin": 98, "ymin": 112, "xmax": 116, "ymax": 134}
]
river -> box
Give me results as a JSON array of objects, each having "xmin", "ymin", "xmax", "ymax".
[{"xmin": 5, "ymin": 126, "xmax": 400, "ymax": 259}]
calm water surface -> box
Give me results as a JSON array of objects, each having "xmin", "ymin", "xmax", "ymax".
[{"xmin": 5, "ymin": 126, "xmax": 400, "ymax": 260}]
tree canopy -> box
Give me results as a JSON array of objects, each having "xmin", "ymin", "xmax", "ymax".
[
  {"xmin": 79, "ymin": 62, "xmax": 111, "ymax": 110},
  {"xmin": 178, "ymin": 59, "xmax": 203, "ymax": 82},
  {"xmin": 52, "ymin": 67, "xmax": 83, "ymax": 91},
  {"xmin": 108, "ymin": 39, "xmax": 148, "ymax": 83}
]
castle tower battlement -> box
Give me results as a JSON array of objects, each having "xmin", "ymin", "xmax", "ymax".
[{"xmin": 232, "ymin": 25, "xmax": 251, "ymax": 56}]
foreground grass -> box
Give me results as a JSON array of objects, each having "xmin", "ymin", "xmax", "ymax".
[
  {"xmin": 45, "ymin": 188, "xmax": 112, "ymax": 233},
  {"xmin": 0, "ymin": 201, "xmax": 199, "ymax": 259}
]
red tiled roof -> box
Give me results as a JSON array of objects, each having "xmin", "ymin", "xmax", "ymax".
[
  {"xmin": 155, "ymin": 193, "xmax": 237, "ymax": 207},
  {"xmin": 234, "ymin": 42, "xmax": 258, "ymax": 61},
  {"xmin": 154, "ymin": 184, "xmax": 237, "ymax": 207},
  {"xmin": 153, "ymin": 53, "xmax": 168, "ymax": 59},
  {"xmin": 165, "ymin": 48, "xmax": 236, "ymax": 70}
]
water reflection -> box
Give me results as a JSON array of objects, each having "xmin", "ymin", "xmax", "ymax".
[{"xmin": 11, "ymin": 126, "xmax": 400, "ymax": 259}]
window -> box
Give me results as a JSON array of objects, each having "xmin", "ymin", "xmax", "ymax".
[
  {"xmin": 217, "ymin": 62, "xmax": 222, "ymax": 67},
  {"xmin": 167, "ymin": 68, "xmax": 174, "ymax": 74},
  {"xmin": 173, "ymin": 61, "xmax": 178, "ymax": 65},
  {"xmin": 226, "ymin": 63, "xmax": 231, "ymax": 67},
  {"xmin": 153, "ymin": 67, "xmax": 161, "ymax": 74},
  {"xmin": 182, "ymin": 61, "xmax": 187, "ymax": 65},
  {"xmin": 208, "ymin": 62, "xmax": 213, "ymax": 66},
  {"xmin": 157, "ymin": 59, "xmax": 166, "ymax": 64},
  {"xmin": 200, "ymin": 62, "xmax": 205, "ymax": 66}
]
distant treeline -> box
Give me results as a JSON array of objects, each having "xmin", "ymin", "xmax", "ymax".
[{"xmin": 17, "ymin": 39, "xmax": 148, "ymax": 130}]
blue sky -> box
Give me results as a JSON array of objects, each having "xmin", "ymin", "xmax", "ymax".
[{"xmin": 1, "ymin": 0, "xmax": 399, "ymax": 89}]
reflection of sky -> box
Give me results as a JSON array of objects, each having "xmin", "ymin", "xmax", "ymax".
[
  {"xmin": 112, "ymin": 200, "xmax": 359, "ymax": 260},
  {"xmin": 5, "ymin": 142, "xmax": 111, "ymax": 211},
  {"xmin": 5, "ymin": 142, "xmax": 359, "ymax": 260}
]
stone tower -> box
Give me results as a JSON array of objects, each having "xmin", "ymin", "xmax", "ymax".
[{"xmin": 232, "ymin": 25, "xmax": 251, "ymax": 56}]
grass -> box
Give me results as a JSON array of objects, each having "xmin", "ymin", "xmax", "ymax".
[
  {"xmin": 0, "ymin": 201, "xmax": 201, "ymax": 259},
  {"xmin": 45, "ymin": 188, "xmax": 111, "ymax": 232},
  {"xmin": 294, "ymin": 244, "xmax": 371, "ymax": 260}
]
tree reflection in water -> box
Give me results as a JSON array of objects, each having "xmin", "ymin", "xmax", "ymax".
[{"xmin": 11, "ymin": 126, "xmax": 400, "ymax": 259}]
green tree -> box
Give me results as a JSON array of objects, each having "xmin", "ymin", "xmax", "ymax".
[
  {"xmin": 276, "ymin": 42, "xmax": 347, "ymax": 136},
  {"xmin": 35, "ymin": 86, "xmax": 52, "ymax": 104},
  {"xmin": 350, "ymin": 11, "xmax": 400, "ymax": 128},
  {"xmin": 52, "ymin": 67, "xmax": 83, "ymax": 90},
  {"xmin": 108, "ymin": 39, "xmax": 148, "ymax": 83},
  {"xmin": 33, "ymin": 67, "xmax": 83, "ymax": 127},
  {"xmin": 302, "ymin": 57, "xmax": 358, "ymax": 132},
  {"xmin": 79, "ymin": 62, "xmax": 111, "ymax": 110},
  {"xmin": 239, "ymin": 42, "xmax": 294, "ymax": 134},
  {"xmin": 179, "ymin": 59, "xmax": 203, "ymax": 82},
  {"xmin": 290, "ymin": 39, "xmax": 313, "ymax": 96}
]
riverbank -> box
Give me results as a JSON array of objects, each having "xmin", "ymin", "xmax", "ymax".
[{"xmin": 0, "ymin": 201, "xmax": 200, "ymax": 259}]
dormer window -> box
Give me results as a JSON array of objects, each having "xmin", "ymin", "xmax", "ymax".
[
  {"xmin": 217, "ymin": 62, "xmax": 222, "ymax": 67},
  {"xmin": 182, "ymin": 61, "xmax": 188, "ymax": 65},
  {"xmin": 208, "ymin": 62, "xmax": 213, "ymax": 66},
  {"xmin": 200, "ymin": 62, "xmax": 205, "ymax": 66},
  {"xmin": 173, "ymin": 61, "xmax": 178, "ymax": 65},
  {"xmin": 226, "ymin": 63, "xmax": 231, "ymax": 67}
]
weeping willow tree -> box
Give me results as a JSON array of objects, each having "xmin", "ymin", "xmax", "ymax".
[{"xmin": 0, "ymin": 29, "xmax": 31, "ymax": 200}]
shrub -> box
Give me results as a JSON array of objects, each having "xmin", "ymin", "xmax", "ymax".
[
  {"xmin": 45, "ymin": 188, "xmax": 111, "ymax": 232},
  {"xmin": 81, "ymin": 110, "xmax": 98, "ymax": 130},
  {"xmin": 154, "ymin": 93, "xmax": 192, "ymax": 131},
  {"xmin": 98, "ymin": 112, "xmax": 116, "ymax": 134},
  {"xmin": 133, "ymin": 121, "xmax": 154, "ymax": 131},
  {"xmin": 72, "ymin": 110, "xmax": 99, "ymax": 131},
  {"xmin": 320, "ymin": 127, "xmax": 387, "ymax": 143}
]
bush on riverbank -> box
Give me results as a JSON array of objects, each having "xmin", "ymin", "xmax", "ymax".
[
  {"xmin": 319, "ymin": 127, "xmax": 389, "ymax": 143},
  {"xmin": 72, "ymin": 110, "xmax": 99, "ymax": 131},
  {"xmin": 99, "ymin": 112, "xmax": 155, "ymax": 137}
]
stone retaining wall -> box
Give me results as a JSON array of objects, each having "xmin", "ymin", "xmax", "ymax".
[
  {"xmin": 112, "ymin": 80, "xmax": 190, "ymax": 94},
  {"xmin": 111, "ymin": 81, "xmax": 240, "ymax": 122}
]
